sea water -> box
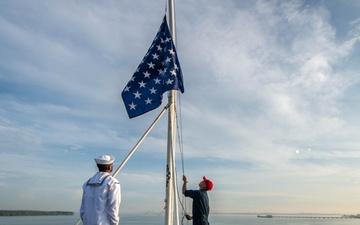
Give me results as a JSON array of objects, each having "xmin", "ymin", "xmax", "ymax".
[{"xmin": 0, "ymin": 213, "xmax": 358, "ymax": 225}]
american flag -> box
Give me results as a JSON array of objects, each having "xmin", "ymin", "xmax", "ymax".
[{"xmin": 122, "ymin": 16, "xmax": 185, "ymax": 119}]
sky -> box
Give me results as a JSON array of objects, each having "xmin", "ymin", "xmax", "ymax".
[{"xmin": 1, "ymin": 0, "xmax": 360, "ymax": 216}]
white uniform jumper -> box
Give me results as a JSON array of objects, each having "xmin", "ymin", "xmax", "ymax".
[{"xmin": 80, "ymin": 172, "xmax": 121, "ymax": 225}]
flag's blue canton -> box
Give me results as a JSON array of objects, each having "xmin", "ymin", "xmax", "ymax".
[{"xmin": 122, "ymin": 16, "xmax": 184, "ymax": 118}]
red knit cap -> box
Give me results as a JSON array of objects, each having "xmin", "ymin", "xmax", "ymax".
[{"xmin": 203, "ymin": 176, "xmax": 213, "ymax": 191}]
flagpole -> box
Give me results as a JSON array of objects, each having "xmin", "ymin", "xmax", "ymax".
[{"xmin": 165, "ymin": 1, "xmax": 177, "ymax": 225}]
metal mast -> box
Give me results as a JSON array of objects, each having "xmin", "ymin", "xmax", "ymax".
[{"xmin": 164, "ymin": 0, "xmax": 178, "ymax": 225}]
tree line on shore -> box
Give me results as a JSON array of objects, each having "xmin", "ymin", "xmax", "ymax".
[{"xmin": 0, "ymin": 210, "xmax": 74, "ymax": 216}]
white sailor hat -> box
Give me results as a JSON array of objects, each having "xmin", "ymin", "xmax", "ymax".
[{"xmin": 94, "ymin": 154, "xmax": 115, "ymax": 165}]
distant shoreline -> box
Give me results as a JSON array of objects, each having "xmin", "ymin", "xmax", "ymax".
[{"xmin": 0, "ymin": 210, "xmax": 74, "ymax": 216}]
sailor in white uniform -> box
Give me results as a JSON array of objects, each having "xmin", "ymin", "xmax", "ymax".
[{"xmin": 80, "ymin": 155, "xmax": 121, "ymax": 225}]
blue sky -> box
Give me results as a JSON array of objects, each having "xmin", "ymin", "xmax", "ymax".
[{"xmin": 1, "ymin": 0, "xmax": 360, "ymax": 215}]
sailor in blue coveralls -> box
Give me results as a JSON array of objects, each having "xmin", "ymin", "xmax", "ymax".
[{"xmin": 182, "ymin": 175, "xmax": 213, "ymax": 225}]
